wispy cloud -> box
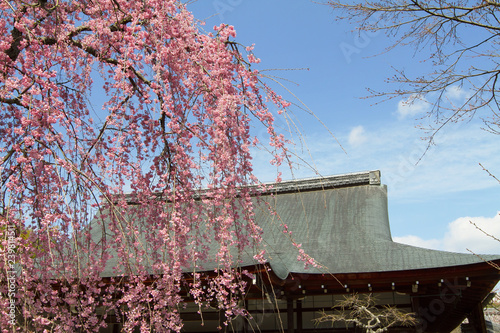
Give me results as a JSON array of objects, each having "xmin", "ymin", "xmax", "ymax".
[
  {"xmin": 395, "ymin": 86, "xmax": 471, "ymax": 120},
  {"xmin": 348, "ymin": 125, "xmax": 367, "ymax": 147},
  {"xmin": 251, "ymin": 117, "xmax": 500, "ymax": 201},
  {"xmin": 445, "ymin": 85, "xmax": 471, "ymax": 102},
  {"xmin": 396, "ymin": 94, "xmax": 430, "ymax": 119},
  {"xmin": 392, "ymin": 235, "xmax": 442, "ymax": 250}
]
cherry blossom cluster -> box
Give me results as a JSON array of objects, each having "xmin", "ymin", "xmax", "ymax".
[{"xmin": 0, "ymin": 0, "xmax": 292, "ymax": 331}]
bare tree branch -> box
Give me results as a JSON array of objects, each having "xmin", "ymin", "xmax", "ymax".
[
  {"xmin": 327, "ymin": 0, "xmax": 500, "ymax": 139},
  {"xmin": 316, "ymin": 294, "xmax": 416, "ymax": 332}
]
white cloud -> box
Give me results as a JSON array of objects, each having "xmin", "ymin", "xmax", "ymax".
[
  {"xmin": 445, "ymin": 85, "xmax": 471, "ymax": 102},
  {"xmin": 394, "ymin": 86, "xmax": 471, "ymax": 120},
  {"xmin": 348, "ymin": 125, "xmax": 367, "ymax": 147},
  {"xmin": 396, "ymin": 94, "xmax": 430, "ymax": 119},
  {"xmin": 443, "ymin": 213, "xmax": 500, "ymax": 254},
  {"xmin": 393, "ymin": 235, "xmax": 442, "ymax": 250},
  {"xmin": 395, "ymin": 212, "xmax": 500, "ymax": 254}
]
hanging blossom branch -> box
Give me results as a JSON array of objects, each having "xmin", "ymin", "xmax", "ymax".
[{"xmin": 0, "ymin": 0, "xmax": 295, "ymax": 332}]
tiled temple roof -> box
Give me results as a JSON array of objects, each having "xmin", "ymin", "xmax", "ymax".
[{"xmin": 90, "ymin": 170, "xmax": 500, "ymax": 279}]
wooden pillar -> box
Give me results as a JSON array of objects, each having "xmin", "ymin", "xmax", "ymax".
[
  {"xmin": 287, "ymin": 297, "xmax": 294, "ymax": 333},
  {"xmin": 468, "ymin": 302, "xmax": 487, "ymax": 333},
  {"xmin": 296, "ymin": 299, "xmax": 303, "ymax": 333}
]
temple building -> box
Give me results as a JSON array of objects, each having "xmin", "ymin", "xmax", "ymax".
[{"xmin": 94, "ymin": 170, "xmax": 500, "ymax": 332}]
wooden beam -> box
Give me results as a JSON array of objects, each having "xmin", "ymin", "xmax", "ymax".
[
  {"xmin": 468, "ymin": 302, "xmax": 487, "ymax": 333},
  {"xmin": 297, "ymin": 299, "xmax": 303, "ymax": 333},
  {"xmin": 287, "ymin": 297, "xmax": 294, "ymax": 333}
]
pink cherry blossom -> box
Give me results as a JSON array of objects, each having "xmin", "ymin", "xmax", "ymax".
[{"xmin": 0, "ymin": 1, "xmax": 293, "ymax": 332}]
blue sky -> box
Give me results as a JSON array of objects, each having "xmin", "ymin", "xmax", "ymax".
[{"xmin": 186, "ymin": 0, "xmax": 500, "ymax": 254}]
